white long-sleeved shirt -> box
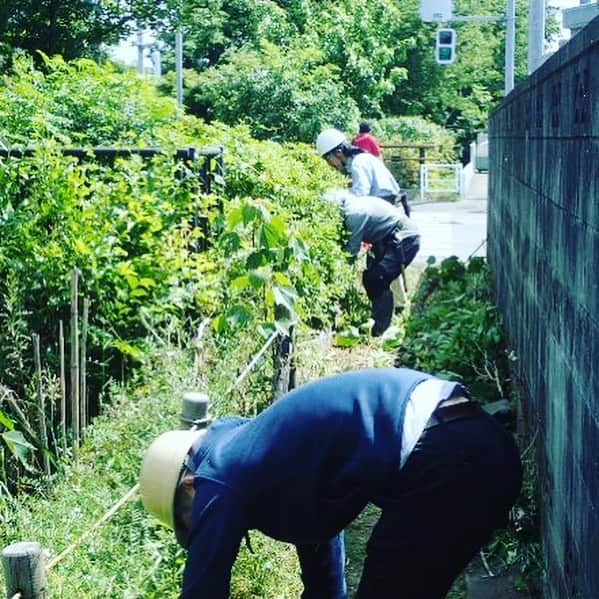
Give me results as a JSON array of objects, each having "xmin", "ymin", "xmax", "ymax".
[{"xmin": 348, "ymin": 152, "xmax": 400, "ymax": 198}]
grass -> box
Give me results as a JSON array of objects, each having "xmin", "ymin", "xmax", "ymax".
[{"xmin": 0, "ymin": 259, "xmax": 538, "ymax": 598}]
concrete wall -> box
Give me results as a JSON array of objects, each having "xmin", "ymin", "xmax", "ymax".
[{"xmin": 487, "ymin": 15, "xmax": 599, "ymax": 599}]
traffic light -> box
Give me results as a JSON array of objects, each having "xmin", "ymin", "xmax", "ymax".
[{"xmin": 435, "ymin": 28, "xmax": 456, "ymax": 64}]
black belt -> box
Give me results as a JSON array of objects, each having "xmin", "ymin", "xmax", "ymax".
[{"xmin": 424, "ymin": 399, "xmax": 482, "ymax": 431}]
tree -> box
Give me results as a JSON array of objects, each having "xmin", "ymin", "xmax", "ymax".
[
  {"xmin": 0, "ymin": 0, "xmax": 181, "ymax": 66},
  {"xmin": 0, "ymin": 1, "xmax": 124, "ymax": 62},
  {"xmin": 184, "ymin": 41, "xmax": 359, "ymax": 142}
]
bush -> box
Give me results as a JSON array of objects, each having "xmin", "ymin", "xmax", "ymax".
[
  {"xmin": 397, "ymin": 256, "xmax": 511, "ymax": 402},
  {"xmin": 183, "ymin": 42, "xmax": 360, "ymax": 143},
  {"xmin": 374, "ymin": 116, "xmax": 458, "ymax": 187}
]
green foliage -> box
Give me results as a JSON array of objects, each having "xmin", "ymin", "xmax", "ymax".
[
  {"xmin": 0, "ymin": 1, "xmax": 124, "ymax": 64},
  {"xmin": 307, "ymin": 0, "xmax": 412, "ymax": 117},
  {"xmin": 397, "ymin": 256, "xmax": 511, "ymax": 401},
  {"xmin": 0, "ymin": 56, "xmax": 358, "ymax": 488},
  {"xmin": 0, "ymin": 53, "xmax": 179, "ymax": 146},
  {"xmin": 0, "ymin": 0, "xmax": 184, "ymax": 68},
  {"xmin": 153, "ymin": 0, "xmax": 535, "ymax": 148},
  {"xmin": 375, "ymin": 115, "xmax": 458, "ymax": 186},
  {"xmin": 183, "ymin": 41, "xmax": 359, "ymax": 142},
  {"xmin": 177, "ymin": 0, "xmax": 297, "ymax": 66}
]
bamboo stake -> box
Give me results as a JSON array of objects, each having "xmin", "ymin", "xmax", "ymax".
[
  {"xmin": 80, "ymin": 298, "xmax": 89, "ymax": 435},
  {"xmin": 1, "ymin": 387, "xmax": 41, "ymax": 446},
  {"xmin": 32, "ymin": 334, "xmax": 50, "ymax": 477},
  {"xmin": 59, "ymin": 320, "xmax": 66, "ymax": 454},
  {"xmin": 70, "ymin": 269, "xmax": 80, "ymax": 457}
]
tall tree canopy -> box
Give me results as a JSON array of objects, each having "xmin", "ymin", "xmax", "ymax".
[{"xmin": 0, "ymin": 0, "xmax": 560, "ymax": 149}]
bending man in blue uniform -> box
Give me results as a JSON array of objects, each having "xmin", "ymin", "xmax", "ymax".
[{"xmin": 140, "ymin": 367, "xmax": 522, "ymax": 598}]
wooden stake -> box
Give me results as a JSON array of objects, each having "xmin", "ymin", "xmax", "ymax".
[
  {"xmin": 70, "ymin": 269, "xmax": 80, "ymax": 457},
  {"xmin": 2, "ymin": 541, "xmax": 47, "ymax": 598},
  {"xmin": 1, "ymin": 389, "xmax": 40, "ymax": 447},
  {"xmin": 59, "ymin": 321, "xmax": 66, "ymax": 454},
  {"xmin": 80, "ymin": 298, "xmax": 89, "ymax": 435},
  {"xmin": 273, "ymin": 327, "xmax": 294, "ymax": 401},
  {"xmin": 32, "ymin": 335, "xmax": 50, "ymax": 477}
]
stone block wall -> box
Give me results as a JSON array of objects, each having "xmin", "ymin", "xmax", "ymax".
[{"xmin": 487, "ymin": 15, "xmax": 599, "ymax": 598}]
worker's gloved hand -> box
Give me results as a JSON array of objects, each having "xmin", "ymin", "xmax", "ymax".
[{"xmin": 322, "ymin": 188, "xmax": 352, "ymax": 205}]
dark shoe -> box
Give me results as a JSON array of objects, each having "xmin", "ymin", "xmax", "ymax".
[{"xmin": 371, "ymin": 324, "xmax": 387, "ymax": 337}]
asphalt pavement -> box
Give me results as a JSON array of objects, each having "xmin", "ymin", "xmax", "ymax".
[{"xmin": 410, "ymin": 173, "xmax": 488, "ymax": 265}]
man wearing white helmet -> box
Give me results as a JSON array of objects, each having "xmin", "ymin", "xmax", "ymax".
[
  {"xmin": 324, "ymin": 189, "xmax": 419, "ymax": 336},
  {"xmin": 140, "ymin": 367, "xmax": 522, "ymax": 599},
  {"xmin": 316, "ymin": 127, "xmax": 411, "ymax": 217}
]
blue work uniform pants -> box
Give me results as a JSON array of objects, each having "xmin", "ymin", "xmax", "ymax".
[{"xmin": 363, "ymin": 234, "xmax": 420, "ymax": 335}]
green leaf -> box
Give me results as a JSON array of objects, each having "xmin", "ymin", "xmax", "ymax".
[
  {"xmin": 259, "ymin": 221, "xmax": 287, "ymax": 249},
  {"xmin": 242, "ymin": 203, "xmax": 261, "ymax": 225},
  {"xmin": 0, "ymin": 409, "xmax": 15, "ymax": 431},
  {"xmin": 2, "ymin": 430, "xmax": 35, "ymax": 469},
  {"xmin": 273, "ymin": 271, "xmax": 291, "ymax": 286},
  {"xmin": 290, "ymin": 236, "xmax": 309, "ymax": 261},
  {"xmin": 333, "ymin": 327, "xmax": 361, "ymax": 347},
  {"xmin": 227, "ymin": 305, "xmax": 253, "ymax": 328},
  {"xmin": 248, "ymin": 269, "xmax": 269, "ymax": 288},
  {"xmin": 273, "ymin": 284, "xmax": 297, "ymax": 313},
  {"xmin": 109, "ymin": 340, "xmax": 145, "ymax": 362},
  {"xmin": 246, "ymin": 250, "xmax": 268, "ymax": 269},
  {"xmin": 226, "ymin": 207, "xmax": 244, "ymax": 229},
  {"xmin": 212, "ymin": 313, "xmax": 228, "ymax": 333},
  {"xmin": 231, "ymin": 275, "xmax": 251, "ymax": 290}
]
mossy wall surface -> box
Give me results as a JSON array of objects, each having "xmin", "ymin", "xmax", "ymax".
[{"xmin": 488, "ymin": 14, "xmax": 599, "ymax": 599}]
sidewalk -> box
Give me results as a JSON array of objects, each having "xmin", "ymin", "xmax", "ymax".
[{"xmin": 410, "ymin": 173, "xmax": 488, "ymax": 265}]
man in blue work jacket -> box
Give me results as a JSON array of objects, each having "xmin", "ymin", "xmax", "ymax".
[{"xmin": 140, "ymin": 367, "xmax": 522, "ymax": 598}]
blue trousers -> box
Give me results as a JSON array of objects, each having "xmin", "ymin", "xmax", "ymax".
[
  {"xmin": 296, "ymin": 533, "xmax": 347, "ymax": 599},
  {"xmin": 363, "ymin": 234, "xmax": 420, "ymax": 336},
  {"xmin": 295, "ymin": 410, "xmax": 522, "ymax": 598}
]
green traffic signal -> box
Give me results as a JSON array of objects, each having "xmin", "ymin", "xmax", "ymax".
[{"xmin": 438, "ymin": 47, "xmax": 453, "ymax": 61}]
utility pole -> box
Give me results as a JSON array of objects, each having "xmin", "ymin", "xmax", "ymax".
[
  {"xmin": 175, "ymin": 29, "xmax": 183, "ymax": 106},
  {"xmin": 527, "ymin": 0, "xmax": 545, "ymax": 73},
  {"xmin": 136, "ymin": 30, "xmax": 145, "ymax": 75},
  {"xmin": 505, "ymin": 0, "xmax": 516, "ymax": 93}
]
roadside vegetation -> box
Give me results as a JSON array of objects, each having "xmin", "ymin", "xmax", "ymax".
[
  {"xmin": 0, "ymin": 3, "xmax": 546, "ymax": 595},
  {"xmin": 0, "ymin": 257, "xmax": 541, "ymax": 597}
]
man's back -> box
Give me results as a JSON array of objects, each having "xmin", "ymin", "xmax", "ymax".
[{"xmin": 194, "ymin": 368, "xmax": 433, "ymax": 541}]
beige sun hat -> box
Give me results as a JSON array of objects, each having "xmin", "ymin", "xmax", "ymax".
[{"xmin": 139, "ymin": 429, "xmax": 206, "ymax": 530}]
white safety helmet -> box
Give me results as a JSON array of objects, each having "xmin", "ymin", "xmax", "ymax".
[
  {"xmin": 139, "ymin": 429, "xmax": 206, "ymax": 532},
  {"xmin": 316, "ymin": 128, "xmax": 347, "ymax": 157}
]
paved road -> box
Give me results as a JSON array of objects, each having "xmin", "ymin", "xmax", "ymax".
[{"xmin": 410, "ymin": 173, "xmax": 488, "ymax": 265}]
